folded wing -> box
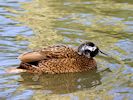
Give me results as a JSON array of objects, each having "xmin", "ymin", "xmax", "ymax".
[{"xmin": 18, "ymin": 45, "xmax": 77, "ymax": 63}]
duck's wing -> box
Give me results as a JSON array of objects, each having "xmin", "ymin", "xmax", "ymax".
[
  {"xmin": 18, "ymin": 45, "xmax": 77, "ymax": 63},
  {"xmin": 18, "ymin": 51, "xmax": 45, "ymax": 63}
]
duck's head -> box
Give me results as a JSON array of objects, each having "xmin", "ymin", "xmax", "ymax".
[{"xmin": 78, "ymin": 42, "xmax": 99, "ymax": 58}]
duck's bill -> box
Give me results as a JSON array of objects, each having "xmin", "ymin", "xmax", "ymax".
[{"xmin": 99, "ymin": 50, "xmax": 109, "ymax": 56}]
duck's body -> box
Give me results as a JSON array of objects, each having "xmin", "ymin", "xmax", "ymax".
[{"xmin": 15, "ymin": 42, "xmax": 99, "ymax": 74}]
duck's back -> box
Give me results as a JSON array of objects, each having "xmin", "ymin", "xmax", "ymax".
[{"xmin": 18, "ymin": 45, "xmax": 97, "ymax": 74}]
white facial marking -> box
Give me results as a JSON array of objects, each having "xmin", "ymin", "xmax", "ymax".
[
  {"xmin": 82, "ymin": 45, "xmax": 96, "ymax": 52},
  {"xmin": 92, "ymin": 46, "xmax": 97, "ymax": 51},
  {"xmin": 86, "ymin": 53, "xmax": 90, "ymax": 58},
  {"xmin": 78, "ymin": 52, "xmax": 82, "ymax": 55}
]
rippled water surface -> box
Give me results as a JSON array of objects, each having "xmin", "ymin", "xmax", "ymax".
[{"xmin": 0, "ymin": 0, "xmax": 133, "ymax": 100}]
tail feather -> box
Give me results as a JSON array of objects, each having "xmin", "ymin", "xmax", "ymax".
[
  {"xmin": 18, "ymin": 62, "xmax": 38, "ymax": 70},
  {"xmin": 6, "ymin": 68, "xmax": 26, "ymax": 73},
  {"xmin": 6, "ymin": 62, "xmax": 41, "ymax": 74},
  {"xmin": 18, "ymin": 62, "xmax": 41, "ymax": 74}
]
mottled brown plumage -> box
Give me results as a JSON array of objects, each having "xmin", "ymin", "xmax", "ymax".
[{"xmin": 17, "ymin": 42, "xmax": 99, "ymax": 74}]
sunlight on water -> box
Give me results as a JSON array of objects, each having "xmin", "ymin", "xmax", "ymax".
[{"xmin": 0, "ymin": 0, "xmax": 133, "ymax": 100}]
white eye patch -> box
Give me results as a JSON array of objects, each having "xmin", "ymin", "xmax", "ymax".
[{"xmin": 82, "ymin": 45, "xmax": 97, "ymax": 52}]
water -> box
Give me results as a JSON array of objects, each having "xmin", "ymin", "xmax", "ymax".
[{"xmin": 0, "ymin": 0, "xmax": 133, "ymax": 100}]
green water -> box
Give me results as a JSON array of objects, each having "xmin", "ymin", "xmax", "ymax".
[{"xmin": 0, "ymin": 0, "xmax": 133, "ymax": 100}]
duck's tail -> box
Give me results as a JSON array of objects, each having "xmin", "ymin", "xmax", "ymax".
[{"xmin": 5, "ymin": 68, "xmax": 26, "ymax": 74}]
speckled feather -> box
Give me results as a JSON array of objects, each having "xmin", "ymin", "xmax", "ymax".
[{"xmin": 18, "ymin": 45, "xmax": 97, "ymax": 74}]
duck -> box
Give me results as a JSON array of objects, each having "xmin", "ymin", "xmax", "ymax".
[{"xmin": 11, "ymin": 42, "xmax": 100, "ymax": 74}]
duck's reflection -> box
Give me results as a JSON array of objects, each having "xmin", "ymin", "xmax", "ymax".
[{"xmin": 19, "ymin": 71, "xmax": 101, "ymax": 94}]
